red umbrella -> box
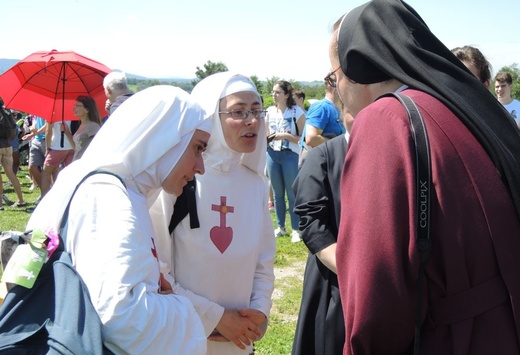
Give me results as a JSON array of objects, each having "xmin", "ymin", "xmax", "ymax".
[{"xmin": 0, "ymin": 49, "xmax": 111, "ymax": 123}]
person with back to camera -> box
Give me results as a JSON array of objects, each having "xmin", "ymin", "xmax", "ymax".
[
  {"xmin": 103, "ymin": 71, "xmax": 134, "ymax": 118},
  {"xmin": 265, "ymin": 80, "xmax": 306, "ymax": 242},
  {"xmin": 62, "ymin": 95, "xmax": 102, "ymax": 160},
  {"xmin": 330, "ymin": 0, "xmax": 520, "ymax": 353},
  {"xmin": 27, "ymin": 85, "xmax": 212, "ymax": 354},
  {"xmin": 494, "ymin": 71, "xmax": 520, "ymax": 128},
  {"xmin": 150, "ymin": 72, "xmax": 275, "ymax": 355}
]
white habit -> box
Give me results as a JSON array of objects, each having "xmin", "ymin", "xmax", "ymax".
[
  {"xmin": 28, "ymin": 85, "xmax": 212, "ymax": 354},
  {"xmin": 151, "ymin": 73, "xmax": 276, "ymax": 355}
]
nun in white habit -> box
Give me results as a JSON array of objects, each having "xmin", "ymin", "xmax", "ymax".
[
  {"xmin": 150, "ymin": 73, "xmax": 275, "ymax": 355},
  {"xmin": 27, "ymin": 85, "xmax": 212, "ymax": 354}
]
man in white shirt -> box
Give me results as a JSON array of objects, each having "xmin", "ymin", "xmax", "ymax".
[{"xmin": 495, "ymin": 71, "xmax": 520, "ymax": 128}]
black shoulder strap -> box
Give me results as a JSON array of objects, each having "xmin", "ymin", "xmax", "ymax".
[
  {"xmin": 70, "ymin": 120, "xmax": 81, "ymax": 135},
  {"xmin": 378, "ymin": 92, "xmax": 432, "ymax": 355},
  {"xmin": 168, "ymin": 178, "xmax": 199, "ymax": 234},
  {"xmin": 59, "ymin": 170, "xmax": 126, "ymax": 252},
  {"xmin": 292, "ymin": 107, "xmax": 300, "ymax": 136}
]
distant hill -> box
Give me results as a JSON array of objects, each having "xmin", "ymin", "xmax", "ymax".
[
  {"xmin": 117, "ymin": 71, "xmax": 147, "ymax": 81},
  {"xmin": 154, "ymin": 77, "xmax": 194, "ymax": 83},
  {"xmin": 0, "ymin": 58, "xmax": 319, "ymax": 86}
]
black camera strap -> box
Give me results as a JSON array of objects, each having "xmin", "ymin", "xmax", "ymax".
[
  {"xmin": 378, "ymin": 93, "xmax": 432, "ymax": 354},
  {"xmin": 292, "ymin": 107, "xmax": 299, "ymax": 136}
]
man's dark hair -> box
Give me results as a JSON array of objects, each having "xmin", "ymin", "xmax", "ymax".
[{"xmin": 495, "ymin": 71, "xmax": 513, "ymax": 85}]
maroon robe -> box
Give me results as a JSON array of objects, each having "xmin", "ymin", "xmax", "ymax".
[{"xmin": 337, "ymin": 89, "xmax": 520, "ymax": 354}]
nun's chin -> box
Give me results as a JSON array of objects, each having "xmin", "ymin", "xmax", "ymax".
[{"xmin": 161, "ymin": 179, "xmax": 180, "ymax": 197}]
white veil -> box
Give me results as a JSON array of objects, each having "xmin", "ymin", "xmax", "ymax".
[
  {"xmin": 27, "ymin": 85, "xmax": 212, "ymax": 232},
  {"xmin": 190, "ymin": 72, "xmax": 267, "ymax": 180}
]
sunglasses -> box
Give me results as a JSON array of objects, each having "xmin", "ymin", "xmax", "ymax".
[{"xmin": 324, "ymin": 67, "xmax": 341, "ymax": 88}]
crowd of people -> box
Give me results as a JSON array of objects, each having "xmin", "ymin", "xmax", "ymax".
[{"xmin": 1, "ymin": 0, "xmax": 520, "ymax": 353}]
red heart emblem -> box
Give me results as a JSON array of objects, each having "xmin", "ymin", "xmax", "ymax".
[{"xmin": 210, "ymin": 226, "xmax": 233, "ymax": 253}]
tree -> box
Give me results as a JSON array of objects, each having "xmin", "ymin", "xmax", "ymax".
[
  {"xmin": 136, "ymin": 79, "xmax": 161, "ymax": 92},
  {"xmin": 192, "ymin": 61, "xmax": 228, "ymax": 86},
  {"xmin": 263, "ymin": 76, "xmax": 280, "ymax": 97},
  {"xmin": 250, "ymin": 75, "xmax": 263, "ymax": 94},
  {"xmin": 259, "ymin": 76, "xmax": 328, "ymax": 108},
  {"xmin": 302, "ymin": 83, "xmax": 326, "ymax": 100},
  {"xmin": 259, "ymin": 76, "xmax": 278, "ymax": 108}
]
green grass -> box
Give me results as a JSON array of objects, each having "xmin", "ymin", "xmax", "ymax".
[
  {"xmin": 256, "ymin": 270, "xmax": 306, "ymax": 354},
  {"xmin": 127, "ymin": 84, "xmax": 139, "ymax": 93},
  {"xmin": 256, "ymin": 314, "xmax": 295, "ymax": 354},
  {"xmin": 1, "ymin": 171, "xmax": 308, "ymax": 354},
  {"xmin": 274, "ymin": 236, "xmax": 307, "ymax": 267},
  {"xmin": 1, "ymin": 168, "xmax": 39, "ymax": 231},
  {"xmin": 253, "ymin": 210, "xmax": 308, "ymax": 354}
]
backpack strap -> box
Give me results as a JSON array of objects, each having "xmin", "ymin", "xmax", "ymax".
[
  {"xmin": 168, "ymin": 178, "xmax": 200, "ymax": 234},
  {"xmin": 292, "ymin": 107, "xmax": 300, "ymax": 136},
  {"xmin": 58, "ymin": 170, "xmax": 126, "ymax": 251},
  {"xmin": 1, "ymin": 169, "xmax": 121, "ymax": 354},
  {"xmin": 378, "ymin": 92, "xmax": 432, "ymax": 355}
]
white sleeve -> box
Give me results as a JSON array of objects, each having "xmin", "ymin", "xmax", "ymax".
[
  {"xmin": 149, "ymin": 190, "xmax": 177, "ymax": 275},
  {"xmin": 67, "ymin": 179, "xmax": 206, "ymax": 354},
  {"xmin": 249, "ymin": 191, "xmax": 276, "ymax": 318},
  {"xmin": 149, "ymin": 190, "xmax": 225, "ymax": 336},
  {"xmin": 167, "ymin": 274, "xmax": 225, "ymax": 337},
  {"xmin": 296, "ymin": 105, "xmax": 306, "ymax": 121}
]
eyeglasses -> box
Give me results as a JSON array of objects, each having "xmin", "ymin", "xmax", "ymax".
[
  {"xmin": 324, "ymin": 67, "xmax": 341, "ymax": 88},
  {"xmin": 218, "ymin": 109, "xmax": 266, "ymax": 120}
]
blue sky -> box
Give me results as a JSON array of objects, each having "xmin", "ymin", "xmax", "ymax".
[{"xmin": 2, "ymin": 0, "xmax": 519, "ymax": 81}]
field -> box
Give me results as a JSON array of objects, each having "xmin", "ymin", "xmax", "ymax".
[{"xmin": 1, "ymin": 169, "xmax": 308, "ymax": 354}]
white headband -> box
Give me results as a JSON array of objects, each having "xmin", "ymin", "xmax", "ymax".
[{"xmin": 220, "ymin": 75, "xmax": 260, "ymax": 99}]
